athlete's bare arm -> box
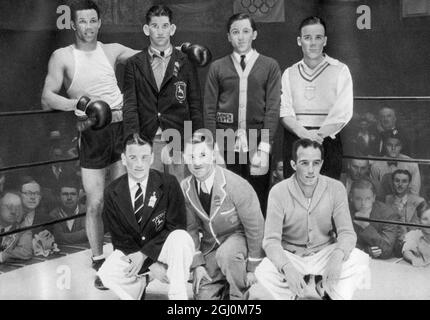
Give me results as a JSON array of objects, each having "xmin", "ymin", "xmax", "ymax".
[
  {"xmin": 110, "ymin": 43, "xmax": 140, "ymax": 65},
  {"xmin": 41, "ymin": 49, "xmax": 78, "ymax": 111}
]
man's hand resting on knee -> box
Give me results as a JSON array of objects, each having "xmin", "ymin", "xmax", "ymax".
[
  {"xmin": 149, "ymin": 262, "xmax": 170, "ymax": 284},
  {"xmin": 123, "ymin": 251, "xmax": 145, "ymax": 278},
  {"xmin": 192, "ymin": 266, "xmax": 212, "ymax": 294},
  {"xmin": 281, "ymin": 262, "xmax": 306, "ymax": 298}
]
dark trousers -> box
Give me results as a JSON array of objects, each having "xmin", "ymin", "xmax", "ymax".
[
  {"xmin": 283, "ymin": 129, "xmax": 343, "ymax": 180},
  {"xmin": 224, "ymin": 151, "xmax": 270, "ymax": 217}
]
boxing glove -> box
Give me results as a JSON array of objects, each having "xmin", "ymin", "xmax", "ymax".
[
  {"xmin": 180, "ymin": 42, "xmax": 212, "ymax": 67},
  {"xmin": 75, "ymin": 96, "xmax": 112, "ymax": 131}
]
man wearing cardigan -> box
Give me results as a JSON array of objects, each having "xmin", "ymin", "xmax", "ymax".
[
  {"xmin": 203, "ymin": 13, "xmax": 281, "ymax": 215},
  {"xmin": 252, "ymin": 139, "xmax": 370, "ymax": 300},
  {"xmin": 181, "ymin": 133, "xmax": 265, "ymax": 300}
]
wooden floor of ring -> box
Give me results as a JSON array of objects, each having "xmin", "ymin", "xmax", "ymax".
[{"xmin": 0, "ymin": 243, "xmax": 429, "ymax": 300}]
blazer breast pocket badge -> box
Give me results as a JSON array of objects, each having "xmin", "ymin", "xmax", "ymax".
[
  {"xmin": 174, "ymin": 81, "xmax": 187, "ymax": 103},
  {"xmin": 216, "ymin": 112, "xmax": 234, "ymax": 124},
  {"xmin": 152, "ymin": 211, "xmax": 166, "ymax": 231}
]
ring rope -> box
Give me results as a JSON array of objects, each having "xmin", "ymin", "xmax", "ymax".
[{"xmin": 0, "ymin": 157, "xmax": 79, "ymax": 173}]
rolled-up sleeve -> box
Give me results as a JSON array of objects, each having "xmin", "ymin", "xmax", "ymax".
[{"xmin": 320, "ymin": 65, "xmax": 353, "ymax": 136}]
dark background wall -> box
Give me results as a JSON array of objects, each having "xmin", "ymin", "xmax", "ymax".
[{"xmin": 0, "ymin": 0, "xmax": 429, "ymax": 188}]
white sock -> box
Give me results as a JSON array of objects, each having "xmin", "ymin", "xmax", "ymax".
[{"xmin": 92, "ymin": 254, "xmax": 105, "ymax": 261}]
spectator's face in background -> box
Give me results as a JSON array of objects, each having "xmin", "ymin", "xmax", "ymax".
[
  {"xmin": 121, "ymin": 143, "xmax": 153, "ymax": 182},
  {"xmin": 144, "ymin": 15, "xmax": 175, "ymax": 50},
  {"xmin": 351, "ymin": 188, "xmax": 375, "ymax": 212},
  {"xmin": 0, "ymin": 193, "xmax": 23, "ymax": 225},
  {"xmin": 71, "ymin": 9, "xmax": 101, "ymax": 44},
  {"xmin": 60, "ymin": 187, "xmax": 79, "ymax": 211},
  {"xmin": 349, "ymin": 160, "xmax": 370, "ymax": 180},
  {"xmin": 291, "ymin": 146, "xmax": 323, "ymax": 187},
  {"xmin": 420, "ymin": 210, "xmax": 430, "ymax": 236},
  {"xmin": 184, "ymin": 142, "xmax": 215, "ymax": 182},
  {"xmin": 379, "ymin": 108, "xmax": 396, "ymax": 131},
  {"xmin": 275, "ymin": 161, "xmax": 284, "ymax": 180},
  {"xmin": 228, "ymin": 18, "xmax": 257, "ymax": 55},
  {"xmin": 298, "ymin": 23, "xmax": 327, "ymax": 61},
  {"xmin": 385, "ymin": 138, "xmax": 402, "ymax": 158},
  {"xmin": 393, "ymin": 173, "xmax": 410, "ymax": 197},
  {"xmin": 21, "ymin": 182, "xmax": 41, "ymax": 211}
]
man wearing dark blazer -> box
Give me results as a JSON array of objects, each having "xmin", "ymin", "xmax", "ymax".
[
  {"xmin": 123, "ymin": 5, "xmax": 203, "ymax": 182},
  {"xmin": 98, "ymin": 134, "xmax": 194, "ymax": 300}
]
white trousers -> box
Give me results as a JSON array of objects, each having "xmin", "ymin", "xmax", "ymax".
[
  {"xmin": 98, "ymin": 230, "xmax": 195, "ymax": 300},
  {"xmin": 254, "ymin": 245, "xmax": 371, "ymax": 300}
]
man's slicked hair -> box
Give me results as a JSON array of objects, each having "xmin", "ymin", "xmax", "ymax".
[
  {"xmin": 299, "ymin": 16, "xmax": 326, "ymax": 35},
  {"xmin": 123, "ymin": 133, "xmax": 153, "ymax": 152},
  {"xmin": 69, "ymin": 0, "xmax": 101, "ymax": 22},
  {"xmin": 392, "ymin": 169, "xmax": 412, "ymax": 184},
  {"xmin": 350, "ymin": 178, "xmax": 376, "ymax": 196},
  {"xmin": 227, "ymin": 13, "xmax": 257, "ymax": 32},
  {"xmin": 145, "ymin": 5, "xmax": 173, "ymax": 24},
  {"xmin": 291, "ymin": 138, "xmax": 324, "ymax": 162}
]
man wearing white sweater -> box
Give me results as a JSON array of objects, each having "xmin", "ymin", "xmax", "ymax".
[{"xmin": 251, "ymin": 139, "xmax": 370, "ymax": 300}]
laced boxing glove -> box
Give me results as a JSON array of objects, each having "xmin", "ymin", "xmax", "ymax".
[
  {"xmin": 180, "ymin": 42, "xmax": 212, "ymax": 67},
  {"xmin": 75, "ymin": 96, "xmax": 112, "ymax": 131}
]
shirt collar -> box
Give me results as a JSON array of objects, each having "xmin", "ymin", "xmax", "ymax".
[
  {"xmin": 233, "ymin": 49, "xmax": 255, "ymax": 64},
  {"xmin": 198, "ymin": 167, "xmax": 216, "ymax": 193},
  {"xmin": 394, "ymin": 194, "xmax": 408, "ymax": 204},
  {"xmin": 299, "ymin": 54, "xmax": 338, "ymax": 70},
  {"xmin": 128, "ymin": 175, "xmax": 149, "ymax": 193},
  {"xmin": 148, "ymin": 45, "xmax": 173, "ymax": 60}
]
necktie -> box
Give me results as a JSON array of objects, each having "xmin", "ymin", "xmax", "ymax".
[
  {"xmin": 134, "ymin": 183, "xmax": 144, "ymax": 225},
  {"xmin": 160, "ymin": 51, "xmax": 164, "ymax": 57},
  {"xmin": 240, "ymin": 55, "xmax": 246, "ymax": 70}
]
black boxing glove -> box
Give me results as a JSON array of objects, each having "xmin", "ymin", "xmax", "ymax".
[
  {"xmin": 180, "ymin": 42, "xmax": 212, "ymax": 67},
  {"xmin": 75, "ymin": 96, "xmax": 112, "ymax": 131}
]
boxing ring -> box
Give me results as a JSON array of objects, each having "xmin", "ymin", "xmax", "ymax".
[{"xmin": 1, "ymin": 96, "xmax": 430, "ymax": 300}]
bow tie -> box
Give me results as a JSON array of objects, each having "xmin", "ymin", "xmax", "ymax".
[{"xmin": 387, "ymin": 161, "xmax": 398, "ymax": 166}]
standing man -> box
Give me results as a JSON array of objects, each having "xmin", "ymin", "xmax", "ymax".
[
  {"xmin": 41, "ymin": 0, "xmax": 139, "ymax": 288},
  {"xmin": 182, "ymin": 133, "xmax": 264, "ymax": 300},
  {"xmin": 98, "ymin": 134, "xmax": 195, "ymax": 300},
  {"xmin": 123, "ymin": 5, "xmax": 203, "ymax": 182},
  {"xmin": 251, "ymin": 139, "xmax": 369, "ymax": 300},
  {"xmin": 204, "ymin": 13, "xmax": 281, "ymax": 215},
  {"xmin": 280, "ymin": 16, "xmax": 353, "ymax": 180},
  {"xmin": 377, "ymin": 107, "xmax": 410, "ymax": 156}
]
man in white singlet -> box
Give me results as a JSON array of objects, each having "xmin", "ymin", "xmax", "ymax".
[{"xmin": 41, "ymin": 0, "xmax": 139, "ymax": 289}]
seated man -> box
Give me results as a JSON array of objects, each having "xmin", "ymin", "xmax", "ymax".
[
  {"xmin": 350, "ymin": 179, "xmax": 398, "ymax": 259},
  {"xmin": 252, "ymin": 139, "xmax": 370, "ymax": 300},
  {"xmin": 385, "ymin": 169, "xmax": 425, "ymax": 253},
  {"xmin": 0, "ymin": 191, "xmax": 32, "ymax": 263},
  {"xmin": 49, "ymin": 174, "xmax": 87, "ymax": 245},
  {"xmin": 98, "ymin": 134, "xmax": 194, "ymax": 300},
  {"xmin": 402, "ymin": 201, "xmax": 430, "ymax": 267},
  {"xmin": 181, "ymin": 133, "xmax": 265, "ymax": 300},
  {"xmin": 340, "ymin": 158, "xmax": 382, "ymax": 199},
  {"xmin": 370, "ymin": 132, "xmax": 420, "ymax": 195}
]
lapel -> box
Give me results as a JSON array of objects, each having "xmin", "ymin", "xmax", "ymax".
[
  {"xmin": 209, "ymin": 166, "xmax": 227, "ymax": 219},
  {"xmin": 138, "ymin": 170, "xmax": 164, "ymax": 231},
  {"xmin": 112, "ymin": 175, "xmax": 140, "ymax": 234},
  {"xmin": 135, "ymin": 49, "xmax": 158, "ymax": 93},
  {"xmin": 160, "ymin": 49, "xmax": 185, "ymax": 91},
  {"xmin": 288, "ymin": 175, "xmax": 327, "ymax": 212},
  {"xmin": 184, "ymin": 175, "xmax": 210, "ymax": 221}
]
